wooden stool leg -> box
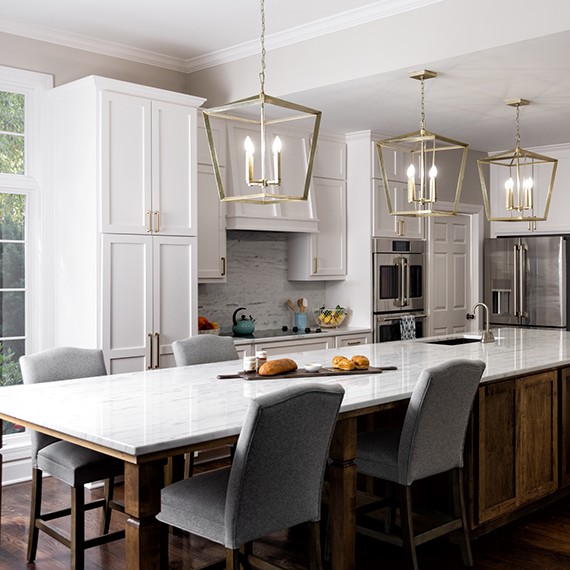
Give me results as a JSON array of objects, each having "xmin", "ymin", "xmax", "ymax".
[
  {"xmin": 101, "ymin": 477, "xmax": 114, "ymax": 535},
  {"xmin": 225, "ymin": 547, "xmax": 240, "ymax": 570},
  {"xmin": 307, "ymin": 521, "xmax": 323, "ymax": 570},
  {"xmin": 27, "ymin": 467, "xmax": 42, "ymax": 563},
  {"xmin": 452, "ymin": 467, "xmax": 474, "ymax": 567},
  {"xmin": 399, "ymin": 485, "xmax": 418, "ymax": 570},
  {"xmin": 71, "ymin": 485, "xmax": 86, "ymax": 570}
]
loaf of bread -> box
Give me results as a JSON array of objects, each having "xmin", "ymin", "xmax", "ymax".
[
  {"xmin": 351, "ymin": 355, "xmax": 370, "ymax": 370},
  {"xmin": 332, "ymin": 355, "xmax": 355, "ymax": 371},
  {"xmin": 258, "ymin": 358, "xmax": 298, "ymax": 376}
]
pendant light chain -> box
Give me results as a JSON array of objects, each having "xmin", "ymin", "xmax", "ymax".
[
  {"xmin": 259, "ymin": 0, "xmax": 266, "ymax": 96},
  {"xmin": 420, "ymin": 76, "xmax": 426, "ymax": 133},
  {"xmin": 514, "ymin": 103, "xmax": 521, "ymax": 148}
]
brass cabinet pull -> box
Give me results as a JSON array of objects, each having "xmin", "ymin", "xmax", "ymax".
[
  {"xmin": 221, "ymin": 256, "xmax": 226, "ymax": 276},
  {"xmin": 146, "ymin": 210, "xmax": 152, "ymax": 233},
  {"xmin": 147, "ymin": 333, "xmax": 153, "ymax": 369},
  {"xmin": 154, "ymin": 332, "xmax": 160, "ymax": 369},
  {"xmin": 154, "ymin": 211, "xmax": 160, "ymax": 233},
  {"xmin": 401, "ymin": 219, "xmax": 405, "ymax": 235},
  {"xmin": 347, "ymin": 340, "xmax": 361, "ymax": 346},
  {"xmin": 313, "ymin": 257, "xmax": 318, "ymax": 274}
]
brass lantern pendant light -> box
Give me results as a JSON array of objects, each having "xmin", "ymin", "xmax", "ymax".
[
  {"xmin": 478, "ymin": 99, "xmax": 558, "ymax": 229},
  {"xmin": 376, "ymin": 70, "xmax": 469, "ymax": 217},
  {"xmin": 202, "ymin": 0, "xmax": 322, "ymax": 204}
]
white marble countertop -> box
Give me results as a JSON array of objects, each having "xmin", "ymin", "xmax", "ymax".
[{"xmin": 1, "ymin": 327, "xmax": 568, "ymax": 459}]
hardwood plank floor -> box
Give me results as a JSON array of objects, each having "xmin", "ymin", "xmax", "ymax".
[{"xmin": 1, "ymin": 469, "xmax": 570, "ymax": 569}]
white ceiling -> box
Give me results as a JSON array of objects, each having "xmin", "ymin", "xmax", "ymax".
[{"xmin": 1, "ymin": 0, "xmax": 570, "ymax": 152}]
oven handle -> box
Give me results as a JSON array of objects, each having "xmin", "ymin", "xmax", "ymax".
[{"xmin": 381, "ymin": 314, "xmax": 427, "ymax": 322}]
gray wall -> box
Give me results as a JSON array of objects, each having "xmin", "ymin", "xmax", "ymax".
[
  {"xmin": 198, "ymin": 231, "xmax": 327, "ymax": 335},
  {"xmin": 0, "ymin": 32, "xmax": 187, "ymax": 91}
]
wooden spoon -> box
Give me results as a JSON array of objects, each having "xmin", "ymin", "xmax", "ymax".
[{"xmin": 287, "ymin": 299, "xmax": 297, "ymax": 311}]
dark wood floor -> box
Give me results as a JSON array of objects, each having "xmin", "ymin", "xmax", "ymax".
[{"xmin": 2, "ymin": 469, "xmax": 570, "ymax": 569}]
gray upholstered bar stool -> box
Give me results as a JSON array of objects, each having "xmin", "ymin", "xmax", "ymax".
[
  {"xmin": 355, "ymin": 359, "xmax": 486, "ymax": 570},
  {"xmin": 19, "ymin": 347, "xmax": 125, "ymax": 570},
  {"xmin": 157, "ymin": 382, "xmax": 345, "ymax": 570},
  {"xmin": 172, "ymin": 334, "xmax": 240, "ymax": 477}
]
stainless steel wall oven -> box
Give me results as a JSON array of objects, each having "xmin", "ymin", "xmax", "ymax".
[{"xmin": 372, "ymin": 238, "xmax": 426, "ymax": 342}]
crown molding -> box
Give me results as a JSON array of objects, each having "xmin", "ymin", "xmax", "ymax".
[
  {"xmin": 0, "ymin": 0, "xmax": 442, "ymax": 74},
  {"xmin": 0, "ymin": 18, "xmax": 189, "ymax": 72},
  {"xmin": 184, "ymin": 0, "xmax": 442, "ymax": 72}
]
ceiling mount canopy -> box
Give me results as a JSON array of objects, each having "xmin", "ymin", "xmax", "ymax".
[
  {"xmin": 478, "ymin": 98, "xmax": 558, "ymax": 228},
  {"xmin": 202, "ymin": 0, "xmax": 322, "ymax": 205},
  {"xmin": 376, "ymin": 70, "xmax": 469, "ymax": 217}
]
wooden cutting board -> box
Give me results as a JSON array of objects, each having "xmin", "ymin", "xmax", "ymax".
[{"xmin": 217, "ymin": 365, "xmax": 397, "ymax": 381}]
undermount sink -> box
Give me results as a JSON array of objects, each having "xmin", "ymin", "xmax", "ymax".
[{"xmin": 424, "ymin": 336, "xmax": 482, "ymax": 346}]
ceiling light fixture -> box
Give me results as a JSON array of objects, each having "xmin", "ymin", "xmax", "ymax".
[
  {"xmin": 202, "ymin": 0, "xmax": 321, "ymax": 204},
  {"xmin": 376, "ymin": 70, "xmax": 469, "ymax": 217},
  {"xmin": 477, "ymin": 99, "xmax": 557, "ymax": 229}
]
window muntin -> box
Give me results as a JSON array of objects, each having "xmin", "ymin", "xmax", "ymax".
[{"xmin": 0, "ymin": 91, "xmax": 25, "ymax": 175}]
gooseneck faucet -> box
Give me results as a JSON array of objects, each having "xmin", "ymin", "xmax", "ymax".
[{"xmin": 466, "ymin": 302, "xmax": 495, "ymax": 343}]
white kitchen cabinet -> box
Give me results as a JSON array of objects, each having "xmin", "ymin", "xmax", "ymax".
[
  {"xmin": 490, "ymin": 144, "xmax": 570, "ymax": 236},
  {"xmin": 335, "ymin": 332, "xmax": 372, "ymax": 348},
  {"xmin": 225, "ymin": 122, "xmax": 318, "ymax": 233},
  {"xmin": 101, "ymin": 91, "xmax": 199, "ymax": 236},
  {"xmin": 102, "ymin": 234, "xmax": 197, "ymax": 373},
  {"xmin": 49, "ymin": 76, "xmax": 204, "ymax": 370},
  {"xmin": 197, "ymin": 165, "xmax": 227, "ymax": 282},
  {"xmin": 288, "ymin": 178, "xmax": 347, "ymax": 280},
  {"xmin": 254, "ymin": 336, "xmax": 334, "ymax": 357},
  {"xmin": 313, "ymin": 137, "xmax": 347, "ymax": 180},
  {"xmin": 372, "ymin": 178, "xmax": 425, "ymax": 239}
]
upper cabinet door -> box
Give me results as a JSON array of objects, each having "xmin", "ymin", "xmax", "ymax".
[
  {"xmin": 152, "ymin": 101, "xmax": 197, "ymax": 236},
  {"xmin": 101, "ymin": 93, "xmax": 197, "ymax": 236},
  {"xmin": 101, "ymin": 91, "xmax": 152, "ymax": 234}
]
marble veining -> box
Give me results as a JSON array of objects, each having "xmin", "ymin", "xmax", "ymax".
[{"xmin": 1, "ymin": 327, "xmax": 569, "ymax": 458}]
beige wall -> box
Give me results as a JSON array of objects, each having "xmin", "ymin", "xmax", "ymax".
[{"xmin": 0, "ymin": 32, "xmax": 187, "ymax": 92}]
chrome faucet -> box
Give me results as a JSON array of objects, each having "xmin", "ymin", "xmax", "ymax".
[{"xmin": 466, "ymin": 303, "xmax": 495, "ymax": 343}]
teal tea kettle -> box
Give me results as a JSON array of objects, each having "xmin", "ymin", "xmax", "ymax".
[{"xmin": 232, "ymin": 307, "xmax": 255, "ymax": 336}]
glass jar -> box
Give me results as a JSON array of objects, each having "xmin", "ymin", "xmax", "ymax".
[
  {"xmin": 243, "ymin": 355, "xmax": 257, "ymax": 373},
  {"xmin": 255, "ymin": 350, "xmax": 267, "ymax": 371}
]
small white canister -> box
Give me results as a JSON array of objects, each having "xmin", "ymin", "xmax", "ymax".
[
  {"xmin": 255, "ymin": 350, "xmax": 267, "ymax": 372},
  {"xmin": 243, "ymin": 355, "xmax": 257, "ymax": 373}
]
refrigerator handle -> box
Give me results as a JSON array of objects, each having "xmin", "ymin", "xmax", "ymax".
[
  {"xmin": 513, "ymin": 244, "xmax": 519, "ymax": 317},
  {"xmin": 519, "ymin": 243, "xmax": 528, "ymax": 318}
]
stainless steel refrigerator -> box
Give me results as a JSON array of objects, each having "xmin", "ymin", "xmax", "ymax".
[{"xmin": 484, "ymin": 236, "xmax": 569, "ymax": 329}]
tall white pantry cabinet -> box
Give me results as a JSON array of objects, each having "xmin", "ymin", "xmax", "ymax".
[{"xmin": 49, "ymin": 76, "xmax": 205, "ymax": 373}]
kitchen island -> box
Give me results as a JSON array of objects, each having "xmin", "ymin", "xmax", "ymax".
[{"xmin": 0, "ymin": 327, "xmax": 569, "ymax": 569}]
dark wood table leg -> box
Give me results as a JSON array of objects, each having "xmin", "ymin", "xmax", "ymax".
[
  {"xmin": 124, "ymin": 460, "xmax": 168, "ymax": 570},
  {"xmin": 328, "ymin": 416, "xmax": 357, "ymax": 570}
]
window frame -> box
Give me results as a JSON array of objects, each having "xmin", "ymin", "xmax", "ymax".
[{"xmin": 0, "ymin": 66, "xmax": 52, "ymax": 458}]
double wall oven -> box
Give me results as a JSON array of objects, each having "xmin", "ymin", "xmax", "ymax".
[{"xmin": 373, "ymin": 238, "xmax": 426, "ymax": 342}]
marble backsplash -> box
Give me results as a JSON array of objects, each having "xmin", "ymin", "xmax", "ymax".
[{"xmin": 198, "ymin": 231, "xmax": 328, "ymax": 334}]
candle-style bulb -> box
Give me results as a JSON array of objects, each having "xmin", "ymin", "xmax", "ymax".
[
  {"xmin": 272, "ymin": 136, "xmax": 282, "ymax": 153},
  {"xmin": 244, "ymin": 136, "xmax": 255, "ymax": 185},
  {"xmin": 407, "ymin": 164, "xmax": 416, "ymax": 203},
  {"xmin": 244, "ymin": 136, "xmax": 255, "ymax": 153},
  {"xmin": 272, "ymin": 136, "xmax": 282, "ymax": 185},
  {"xmin": 428, "ymin": 164, "xmax": 437, "ymax": 202}
]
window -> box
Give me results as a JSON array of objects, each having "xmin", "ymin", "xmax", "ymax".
[{"xmin": 0, "ymin": 67, "xmax": 52, "ymax": 442}]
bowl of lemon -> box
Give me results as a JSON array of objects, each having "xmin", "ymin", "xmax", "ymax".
[{"xmin": 314, "ymin": 306, "xmax": 347, "ymax": 328}]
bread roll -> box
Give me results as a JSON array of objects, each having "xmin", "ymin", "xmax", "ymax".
[
  {"xmin": 352, "ymin": 355, "xmax": 370, "ymax": 370},
  {"xmin": 258, "ymin": 358, "xmax": 297, "ymax": 376},
  {"xmin": 332, "ymin": 355, "xmax": 346, "ymax": 368},
  {"xmin": 337, "ymin": 358, "xmax": 356, "ymax": 371}
]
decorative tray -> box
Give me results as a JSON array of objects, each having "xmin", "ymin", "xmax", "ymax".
[{"xmin": 217, "ymin": 366, "xmax": 397, "ymax": 381}]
